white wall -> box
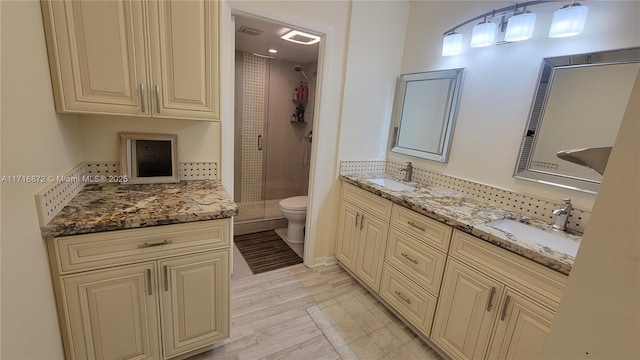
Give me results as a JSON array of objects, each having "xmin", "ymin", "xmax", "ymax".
[
  {"xmin": 0, "ymin": 1, "xmax": 83, "ymax": 357},
  {"xmin": 544, "ymin": 71, "xmax": 640, "ymax": 359},
  {"xmin": 389, "ymin": 1, "xmax": 640, "ymax": 211},
  {"xmin": 338, "ymin": 0, "xmax": 409, "ymax": 161}
]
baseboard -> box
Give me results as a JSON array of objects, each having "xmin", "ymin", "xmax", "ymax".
[{"xmin": 307, "ymin": 256, "xmax": 338, "ymax": 267}]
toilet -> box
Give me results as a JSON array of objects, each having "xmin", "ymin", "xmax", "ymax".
[{"xmin": 278, "ymin": 196, "xmax": 308, "ymax": 244}]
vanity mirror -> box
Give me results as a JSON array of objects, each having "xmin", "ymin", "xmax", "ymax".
[
  {"xmin": 119, "ymin": 132, "xmax": 179, "ymax": 184},
  {"xmin": 515, "ymin": 47, "xmax": 639, "ymax": 194},
  {"xmin": 389, "ymin": 68, "xmax": 465, "ymax": 163}
]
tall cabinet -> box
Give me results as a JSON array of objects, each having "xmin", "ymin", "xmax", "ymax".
[{"xmin": 41, "ymin": 0, "xmax": 219, "ymax": 120}]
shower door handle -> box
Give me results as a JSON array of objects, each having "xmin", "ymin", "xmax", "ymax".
[{"xmin": 257, "ymin": 135, "xmax": 263, "ymax": 151}]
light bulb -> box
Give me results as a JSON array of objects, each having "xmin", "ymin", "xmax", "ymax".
[
  {"xmin": 505, "ymin": 12, "xmax": 537, "ymax": 42},
  {"xmin": 442, "ymin": 33, "xmax": 463, "ymax": 56},
  {"xmin": 470, "ymin": 21, "xmax": 497, "ymax": 48},
  {"xmin": 549, "ymin": 4, "xmax": 589, "ymax": 38}
]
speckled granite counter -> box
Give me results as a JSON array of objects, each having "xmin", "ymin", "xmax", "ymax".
[
  {"xmin": 341, "ymin": 173, "xmax": 581, "ymax": 275},
  {"xmin": 41, "ymin": 180, "xmax": 238, "ymax": 238}
]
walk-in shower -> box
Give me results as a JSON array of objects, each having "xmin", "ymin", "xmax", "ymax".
[{"xmin": 234, "ymin": 53, "xmax": 317, "ymax": 224}]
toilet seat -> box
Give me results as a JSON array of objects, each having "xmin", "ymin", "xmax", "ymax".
[{"xmin": 279, "ymin": 196, "xmax": 308, "ymax": 211}]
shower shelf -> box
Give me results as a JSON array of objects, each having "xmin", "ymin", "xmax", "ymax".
[{"xmin": 292, "ymin": 99, "xmax": 307, "ymax": 107}]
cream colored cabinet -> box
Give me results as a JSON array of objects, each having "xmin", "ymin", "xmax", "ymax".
[
  {"xmin": 379, "ymin": 205, "xmax": 452, "ymax": 336},
  {"xmin": 431, "ymin": 259, "xmax": 504, "ymax": 359},
  {"xmin": 61, "ymin": 262, "xmax": 162, "ymax": 360},
  {"xmin": 48, "ymin": 220, "xmax": 231, "ymax": 360},
  {"xmin": 336, "ymin": 183, "xmax": 391, "ymax": 291},
  {"xmin": 160, "ymin": 251, "xmax": 229, "ymax": 358},
  {"xmin": 41, "ymin": 0, "xmax": 219, "ymax": 120},
  {"xmin": 432, "ymin": 230, "xmax": 567, "ymax": 360}
]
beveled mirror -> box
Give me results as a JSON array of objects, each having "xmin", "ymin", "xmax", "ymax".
[
  {"xmin": 389, "ymin": 68, "xmax": 465, "ymax": 163},
  {"xmin": 515, "ymin": 47, "xmax": 640, "ymax": 194}
]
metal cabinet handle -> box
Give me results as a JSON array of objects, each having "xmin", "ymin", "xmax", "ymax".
[
  {"xmin": 360, "ymin": 215, "xmax": 365, "ymax": 230},
  {"xmin": 500, "ymin": 295, "xmax": 511, "ymax": 321},
  {"xmin": 257, "ymin": 135, "xmax": 263, "ymax": 150},
  {"xmin": 139, "ymin": 83, "xmax": 146, "ymax": 112},
  {"xmin": 486, "ymin": 287, "xmax": 496, "ymax": 311},
  {"xmin": 164, "ymin": 265, "xmax": 170, "ymax": 291},
  {"xmin": 401, "ymin": 252, "xmax": 418, "ymax": 264},
  {"xmin": 138, "ymin": 240, "xmax": 172, "ymax": 248},
  {"xmin": 394, "ymin": 290, "xmax": 411, "ymax": 304},
  {"xmin": 146, "ymin": 269, "xmax": 152, "ymax": 295},
  {"xmin": 355, "ymin": 213, "xmax": 360, "ymax": 227},
  {"xmin": 154, "ymin": 85, "xmax": 161, "ymax": 114},
  {"xmin": 407, "ymin": 221, "xmax": 425, "ymax": 231}
]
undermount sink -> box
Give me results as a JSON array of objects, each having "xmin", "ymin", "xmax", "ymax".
[
  {"xmin": 488, "ymin": 219, "xmax": 580, "ymax": 257},
  {"xmin": 367, "ymin": 178, "xmax": 414, "ymax": 191}
]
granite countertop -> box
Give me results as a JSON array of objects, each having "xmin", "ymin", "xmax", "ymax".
[
  {"xmin": 341, "ymin": 173, "xmax": 582, "ymax": 275},
  {"xmin": 41, "ymin": 180, "xmax": 238, "ymax": 238}
]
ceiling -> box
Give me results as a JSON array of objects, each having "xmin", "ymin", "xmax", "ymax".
[{"xmin": 234, "ymin": 15, "xmax": 320, "ymax": 64}]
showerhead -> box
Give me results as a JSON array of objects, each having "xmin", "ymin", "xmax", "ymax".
[{"xmin": 293, "ymin": 65, "xmax": 316, "ymax": 81}]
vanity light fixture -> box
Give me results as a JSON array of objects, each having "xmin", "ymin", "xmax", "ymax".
[
  {"xmin": 470, "ymin": 18, "xmax": 497, "ymax": 48},
  {"xmin": 280, "ymin": 30, "xmax": 320, "ymax": 45},
  {"xmin": 442, "ymin": 0, "xmax": 589, "ymax": 56},
  {"xmin": 548, "ymin": 1, "xmax": 589, "ymax": 38}
]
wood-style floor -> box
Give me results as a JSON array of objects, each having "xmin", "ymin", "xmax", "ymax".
[{"xmin": 188, "ymin": 264, "xmax": 441, "ymax": 360}]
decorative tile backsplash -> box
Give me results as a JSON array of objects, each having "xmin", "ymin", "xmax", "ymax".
[
  {"xmin": 340, "ymin": 160, "xmax": 590, "ymax": 233},
  {"xmin": 35, "ymin": 161, "xmax": 218, "ymax": 227}
]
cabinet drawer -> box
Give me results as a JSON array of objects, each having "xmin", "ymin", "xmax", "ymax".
[
  {"xmin": 342, "ymin": 183, "xmax": 392, "ymax": 220},
  {"xmin": 51, "ymin": 220, "xmax": 230, "ymax": 274},
  {"xmin": 379, "ymin": 264, "xmax": 438, "ymax": 337},
  {"xmin": 391, "ymin": 205, "xmax": 452, "ymax": 253},
  {"xmin": 385, "ymin": 228, "xmax": 446, "ymax": 296},
  {"xmin": 450, "ymin": 230, "xmax": 567, "ymax": 308}
]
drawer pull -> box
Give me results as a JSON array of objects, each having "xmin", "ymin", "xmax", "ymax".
[
  {"xmin": 487, "ymin": 287, "xmax": 496, "ymax": 311},
  {"xmin": 138, "ymin": 240, "xmax": 173, "ymax": 248},
  {"xmin": 146, "ymin": 269, "xmax": 152, "ymax": 295},
  {"xmin": 500, "ymin": 295, "xmax": 511, "ymax": 321},
  {"xmin": 394, "ymin": 290, "xmax": 412, "ymax": 305},
  {"xmin": 401, "ymin": 252, "xmax": 418, "ymax": 264},
  {"xmin": 407, "ymin": 221, "xmax": 425, "ymax": 231},
  {"xmin": 355, "ymin": 213, "xmax": 360, "ymax": 227},
  {"xmin": 360, "ymin": 215, "xmax": 365, "ymax": 230}
]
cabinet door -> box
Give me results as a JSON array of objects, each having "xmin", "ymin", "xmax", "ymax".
[
  {"xmin": 355, "ymin": 213, "xmax": 389, "ymax": 291},
  {"xmin": 61, "ymin": 262, "xmax": 161, "ymax": 360},
  {"xmin": 432, "ymin": 259, "xmax": 503, "ymax": 360},
  {"xmin": 486, "ymin": 289, "xmax": 555, "ymax": 359},
  {"xmin": 41, "ymin": 0, "xmax": 149, "ymax": 115},
  {"xmin": 159, "ymin": 250, "xmax": 230, "ymax": 358},
  {"xmin": 148, "ymin": 0, "xmax": 220, "ymax": 120},
  {"xmin": 335, "ymin": 202, "xmax": 360, "ymax": 272}
]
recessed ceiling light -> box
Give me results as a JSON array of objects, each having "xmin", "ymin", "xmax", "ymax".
[
  {"xmin": 252, "ymin": 53, "xmax": 275, "ymax": 59},
  {"xmin": 268, "ymin": 49, "xmax": 278, "ymax": 54},
  {"xmin": 280, "ymin": 30, "xmax": 320, "ymax": 45}
]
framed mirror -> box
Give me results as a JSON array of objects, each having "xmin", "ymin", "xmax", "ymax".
[
  {"xmin": 119, "ymin": 132, "xmax": 179, "ymax": 184},
  {"xmin": 389, "ymin": 68, "xmax": 465, "ymax": 163},
  {"xmin": 515, "ymin": 47, "xmax": 640, "ymax": 194}
]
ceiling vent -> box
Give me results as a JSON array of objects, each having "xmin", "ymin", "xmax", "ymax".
[{"xmin": 237, "ymin": 26, "xmax": 262, "ymax": 36}]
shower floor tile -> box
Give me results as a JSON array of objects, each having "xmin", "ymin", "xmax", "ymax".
[{"xmin": 236, "ymin": 199, "xmax": 283, "ymax": 222}]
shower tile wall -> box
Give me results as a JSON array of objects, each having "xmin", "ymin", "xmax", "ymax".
[
  {"xmin": 240, "ymin": 53, "xmax": 267, "ymax": 202},
  {"xmin": 265, "ymin": 59, "xmax": 315, "ymax": 200},
  {"xmin": 235, "ymin": 52, "xmax": 315, "ymax": 204}
]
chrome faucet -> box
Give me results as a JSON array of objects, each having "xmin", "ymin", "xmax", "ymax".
[
  {"xmin": 552, "ymin": 198, "xmax": 573, "ymax": 231},
  {"xmin": 401, "ymin": 162, "xmax": 413, "ymax": 182}
]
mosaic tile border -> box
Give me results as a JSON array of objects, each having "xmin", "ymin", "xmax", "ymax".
[
  {"xmin": 340, "ymin": 160, "xmax": 590, "ymax": 233},
  {"xmin": 35, "ymin": 161, "xmax": 218, "ymax": 227}
]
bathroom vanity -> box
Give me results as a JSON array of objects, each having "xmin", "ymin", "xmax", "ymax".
[
  {"xmin": 41, "ymin": 181, "xmax": 237, "ymax": 360},
  {"xmin": 336, "ymin": 175, "xmax": 576, "ymax": 360}
]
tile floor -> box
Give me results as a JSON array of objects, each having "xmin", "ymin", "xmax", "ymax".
[{"xmin": 190, "ymin": 263, "xmax": 443, "ymax": 360}]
